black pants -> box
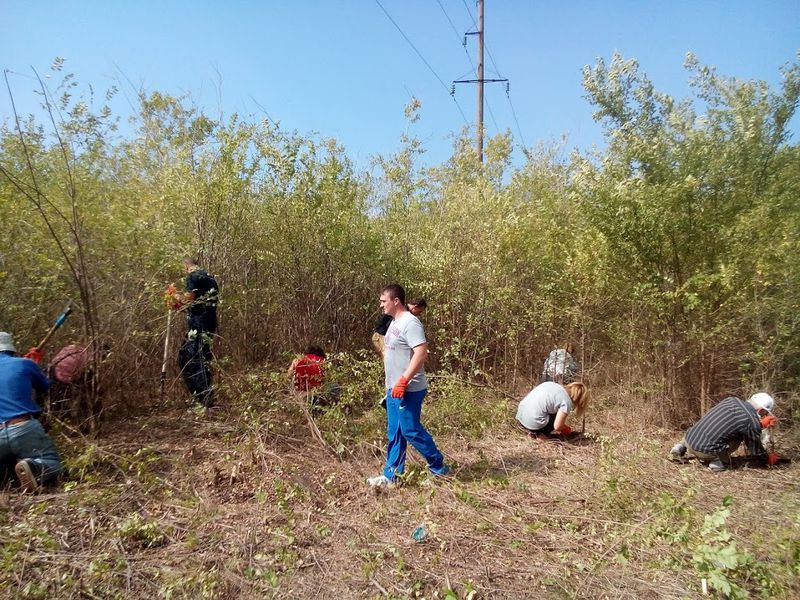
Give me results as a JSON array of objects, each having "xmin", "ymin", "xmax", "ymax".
[
  {"xmin": 517, "ymin": 412, "xmax": 557, "ymax": 436},
  {"xmin": 178, "ymin": 337, "xmax": 214, "ymax": 407}
]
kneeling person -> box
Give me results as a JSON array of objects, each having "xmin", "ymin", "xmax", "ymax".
[
  {"xmin": 288, "ymin": 345, "xmax": 340, "ymax": 404},
  {"xmin": 0, "ymin": 332, "xmax": 63, "ymax": 492},
  {"xmin": 516, "ymin": 381, "xmax": 589, "ymax": 437},
  {"xmin": 670, "ymin": 393, "xmax": 776, "ymax": 472}
]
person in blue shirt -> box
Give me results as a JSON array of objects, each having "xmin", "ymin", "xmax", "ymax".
[{"xmin": 0, "ymin": 331, "xmax": 63, "ymax": 492}]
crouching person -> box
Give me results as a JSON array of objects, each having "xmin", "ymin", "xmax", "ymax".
[
  {"xmin": 288, "ymin": 345, "xmax": 341, "ymax": 405},
  {"xmin": 516, "ymin": 381, "xmax": 589, "ymax": 437},
  {"xmin": 670, "ymin": 393, "xmax": 778, "ymax": 472},
  {"xmin": 0, "ymin": 332, "xmax": 63, "ymax": 493}
]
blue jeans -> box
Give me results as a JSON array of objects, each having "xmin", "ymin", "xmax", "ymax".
[
  {"xmin": 383, "ymin": 388, "xmax": 445, "ymax": 480},
  {"xmin": 0, "ymin": 419, "xmax": 63, "ymax": 485}
]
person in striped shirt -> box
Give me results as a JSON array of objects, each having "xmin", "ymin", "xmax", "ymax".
[{"xmin": 669, "ymin": 393, "xmax": 778, "ymax": 472}]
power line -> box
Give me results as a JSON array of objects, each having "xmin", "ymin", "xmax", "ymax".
[
  {"xmin": 460, "ymin": 0, "xmax": 502, "ymax": 79},
  {"xmin": 374, "ymin": 0, "xmax": 470, "ymax": 127},
  {"xmin": 436, "ymin": 0, "xmax": 501, "ymax": 136},
  {"xmin": 505, "ymin": 87, "xmax": 528, "ymax": 151},
  {"xmin": 460, "ymin": 0, "xmax": 528, "ymax": 151}
]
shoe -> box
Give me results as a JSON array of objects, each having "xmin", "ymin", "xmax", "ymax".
[
  {"xmin": 708, "ymin": 459, "xmax": 727, "ymax": 472},
  {"xmin": 367, "ymin": 475, "xmax": 394, "ymax": 488},
  {"xmin": 669, "ymin": 442, "xmax": 687, "ymax": 460},
  {"xmin": 15, "ymin": 460, "xmax": 40, "ymax": 494},
  {"xmin": 430, "ymin": 465, "xmax": 454, "ymax": 478}
]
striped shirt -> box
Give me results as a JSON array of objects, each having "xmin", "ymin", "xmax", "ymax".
[{"xmin": 685, "ymin": 396, "xmax": 764, "ymax": 457}]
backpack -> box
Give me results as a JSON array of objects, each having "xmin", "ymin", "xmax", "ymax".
[{"xmin": 52, "ymin": 344, "xmax": 88, "ymax": 384}]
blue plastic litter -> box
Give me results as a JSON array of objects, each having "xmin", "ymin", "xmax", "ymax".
[{"xmin": 411, "ymin": 524, "xmax": 428, "ymax": 542}]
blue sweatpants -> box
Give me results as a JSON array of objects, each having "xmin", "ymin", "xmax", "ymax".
[{"xmin": 383, "ymin": 388, "xmax": 445, "ymax": 480}]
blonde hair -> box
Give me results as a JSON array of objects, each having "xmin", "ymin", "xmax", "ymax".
[{"xmin": 565, "ymin": 382, "xmax": 589, "ymax": 418}]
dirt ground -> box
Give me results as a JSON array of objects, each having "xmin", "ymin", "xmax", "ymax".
[{"xmin": 1, "ymin": 392, "xmax": 798, "ymax": 599}]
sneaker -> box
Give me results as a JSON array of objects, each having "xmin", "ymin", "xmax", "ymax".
[
  {"xmin": 430, "ymin": 465, "xmax": 454, "ymax": 478},
  {"xmin": 669, "ymin": 442, "xmax": 687, "ymax": 460},
  {"xmin": 367, "ymin": 474, "xmax": 394, "ymax": 488},
  {"xmin": 15, "ymin": 460, "xmax": 40, "ymax": 494},
  {"xmin": 708, "ymin": 459, "xmax": 727, "ymax": 472}
]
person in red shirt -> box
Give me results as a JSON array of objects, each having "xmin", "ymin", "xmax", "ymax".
[{"xmin": 289, "ymin": 346, "xmax": 326, "ymax": 392}]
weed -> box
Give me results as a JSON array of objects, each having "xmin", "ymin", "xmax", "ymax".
[
  {"xmin": 159, "ymin": 568, "xmax": 220, "ymax": 599},
  {"xmin": 690, "ymin": 497, "xmax": 783, "ymax": 599},
  {"xmin": 427, "ymin": 375, "xmax": 508, "ymax": 439},
  {"xmin": 454, "ymin": 486, "xmax": 483, "ymax": 509},
  {"xmin": 117, "ymin": 513, "xmax": 168, "ymax": 549},
  {"xmin": 646, "ymin": 488, "xmax": 696, "ymax": 545}
]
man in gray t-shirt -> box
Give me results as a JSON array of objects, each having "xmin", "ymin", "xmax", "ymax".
[
  {"xmin": 367, "ymin": 284, "xmax": 450, "ymax": 487},
  {"xmin": 383, "ymin": 310, "xmax": 427, "ymax": 393}
]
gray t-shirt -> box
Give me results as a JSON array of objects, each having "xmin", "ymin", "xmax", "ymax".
[
  {"xmin": 383, "ymin": 311, "xmax": 427, "ymax": 392},
  {"xmin": 516, "ymin": 381, "xmax": 574, "ymax": 430}
]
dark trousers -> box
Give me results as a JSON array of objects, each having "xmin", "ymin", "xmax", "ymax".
[
  {"xmin": 180, "ymin": 313, "xmax": 216, "ymax": 407},
  {"xmin": 517, "ymin": 412, "xmax": 558, "ymax": 436},
  {"xmin": 178, "ymin": 337, "xmax": 214, "ymax": 407}
]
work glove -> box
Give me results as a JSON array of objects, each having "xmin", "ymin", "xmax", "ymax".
[
  {"xmin": 164, "ymin": 284, "xmax": 183, "ymax": 310},
  {"xmin": 23, "ymin": 347, "xmax": 43, "ymax": 364},
  {"xmin": 767, "ymin": 452, "xmax": 780, "ymax": 466},
  {"xmin": 558, "ymin": 424, "xmax": 573, "ymax": 436},
  {"xmin": 391, "ymin": 376, "xmax": 409, "ymax": 398},
  {"xmin": 760, "ymin": 415, "xmax": 777, "ymax": 429}
]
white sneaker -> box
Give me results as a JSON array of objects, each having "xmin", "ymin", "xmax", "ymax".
[
  {"xmin": 367, "ymin": 475, "xmax": 394, "ymax": 488},
  {"xmin": 708, "ymin": 459, "xmax": 727, "ymax": 472},
  {"xmin": 669, "ymin": 442, "xmax": 687, "ymax": 460}
]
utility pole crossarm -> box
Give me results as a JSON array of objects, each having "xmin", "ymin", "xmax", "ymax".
[
  {"xmin": 449, "ymin": 0, "xmax": 505, "ymax": 163},
  {"xmin": 453, "ymin": 78, "xmax": 508, "ymax": 85}
]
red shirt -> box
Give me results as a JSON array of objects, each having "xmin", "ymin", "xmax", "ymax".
[{"xmin": 293, "ymin": 354, "xmax": 325, "ymax": 391}]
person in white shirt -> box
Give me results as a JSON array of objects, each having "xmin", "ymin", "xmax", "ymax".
[{"xmin": 367, "ymin": 285, "xmax": 450, "ymax": 487}]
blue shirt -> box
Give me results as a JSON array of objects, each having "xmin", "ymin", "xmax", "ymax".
[{"xmin": 0, "ymin": 353, "xmax": 49, "ymax": 421}]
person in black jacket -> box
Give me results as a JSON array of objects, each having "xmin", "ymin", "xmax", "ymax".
[{"xmin": 174, "ymin": 257, "xmax": 219, "ymax": 409}]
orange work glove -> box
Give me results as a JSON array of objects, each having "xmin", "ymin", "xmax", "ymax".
[
  {"xmin": 760, "ymin": 415, "xmax": 777, "ymax": 429},
  {"xmin": 559, "ymin": 424, "xmax": 573, "ymax": 436},
  {"xmin": 23, "ymin": 347, "xmax": 43, "ymax": 364},
  {"xmin": 391, "ymin": 376, "xmax": 409, "ymax": 398},
  {"xmin": 767, "ymin": 452, "xmax": 780, "ymax": 466},
  {"xmin": 164, "ymin": 284, "xmax": 183, "ymax": 310}
]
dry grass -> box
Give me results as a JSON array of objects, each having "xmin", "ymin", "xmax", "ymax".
[{"xmin": 1, "ymin": 380, "xmax": 798, "ymax": 599}]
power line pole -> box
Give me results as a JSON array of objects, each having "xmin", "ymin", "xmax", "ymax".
[
  {"xmin": 476, "ymin": 0, "xmax": 485, "ymax": 162},
  {"xmin": 452, "ymin": 0, "xmax": 507, "ymax": 163}
]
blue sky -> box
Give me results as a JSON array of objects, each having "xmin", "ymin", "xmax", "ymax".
[{"xmin": 2, "ymin": 1, "xmax": 798, "ymax": 167}]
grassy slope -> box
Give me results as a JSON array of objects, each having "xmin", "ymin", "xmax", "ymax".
[{"xmin": 1, "ymin": 375, "xmax": 798, "ymax": 600}]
